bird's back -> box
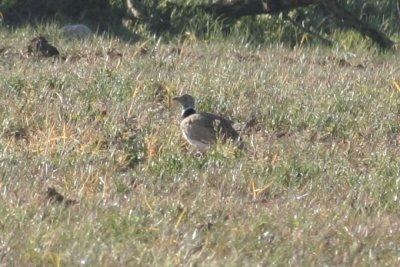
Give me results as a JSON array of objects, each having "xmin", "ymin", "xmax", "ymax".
[{"xmin": 180, "ymin": 112, "xmax": 239, "ymax": 147}]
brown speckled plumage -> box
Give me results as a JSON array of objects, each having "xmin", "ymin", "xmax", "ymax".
[{"xmin": 173, "ymin": 94, "xmax": 240, "ymax": 151}]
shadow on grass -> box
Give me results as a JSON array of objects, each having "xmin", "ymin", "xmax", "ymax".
[
  {"xmin": 1, "ymin": 0, "xmax": 140, "ymax": 43},
  {"xmin": 1, "ymin": 0, "xmax": 398, "ymax": 46}
]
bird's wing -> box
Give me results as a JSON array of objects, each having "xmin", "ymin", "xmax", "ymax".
[
  {"xmin": 203, "ymin": 112, "xmax": 235, "ymax": 124},
  {"xmin": 182, "ymin": 113, "xmax": 239, "ymax": 142},
  {"xmin": 201, "ymin": 112, "xmax": 239, "ymax": 140},
  {"xmin": 181, "ymin": 114, "xmax": 217, "ymax": 145}
]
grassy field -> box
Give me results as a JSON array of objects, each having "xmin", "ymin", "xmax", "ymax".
[{"xmin": 1, "ymin": 24, "xmax": 400, "ymax": 265}]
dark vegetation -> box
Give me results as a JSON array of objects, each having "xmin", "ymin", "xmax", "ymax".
[{"xmin": 0, "ymin": 0, "xmax": 398, "ymax": 48}]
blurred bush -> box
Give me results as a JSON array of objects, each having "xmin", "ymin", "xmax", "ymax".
[{"xmin": 0, "ymin": 0, "xmax": 125, "ymax": 26}]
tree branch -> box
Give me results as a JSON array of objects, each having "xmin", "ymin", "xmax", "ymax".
[
  {"xmin": 201, "ymin": 0, "xmax": 317, "ymax": 20},
  {"xmin": 144, "ymin": 0, "xmax": 394, "ymax": 49},
  {"xmin": 320, "ymin": 0, "xmax": 394, "ymax": 49}
]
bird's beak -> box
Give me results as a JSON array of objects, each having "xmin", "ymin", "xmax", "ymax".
[{"xmin": 172, "ymin": 96, "xmax": 180, "ymax": 101}]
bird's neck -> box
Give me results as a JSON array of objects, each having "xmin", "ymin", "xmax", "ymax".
[{"xmin": 182, "ymin": 107, "xmax": 196, "ymax": 118}]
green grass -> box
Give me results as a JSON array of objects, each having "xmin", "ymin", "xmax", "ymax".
[{"xmin": 1, "ymin": 24, "xmax": 400, "ymax": 265}]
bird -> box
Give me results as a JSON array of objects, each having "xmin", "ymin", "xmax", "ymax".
[
  {"xmin": 173, "ymin": 94, "xmax": 241, "ymax": 151},
  {"xmin": 28, "ymin": 36, "xmax": 59, "ymax": 57}
]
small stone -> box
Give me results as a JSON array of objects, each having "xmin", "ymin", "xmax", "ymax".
[{"xmin": 61, "ymin": 24, "xmax": 93, "ymax": 39}]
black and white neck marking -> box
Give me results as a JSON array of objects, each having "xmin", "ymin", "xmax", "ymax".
[{"xmin": 182, "ymin": 107, "xmax": 196, "ymax": 118}]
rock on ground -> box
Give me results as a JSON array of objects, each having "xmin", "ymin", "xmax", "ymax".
[{"xmin": 61, "ymin": 24, "xmax": 93, "ymax": 39}]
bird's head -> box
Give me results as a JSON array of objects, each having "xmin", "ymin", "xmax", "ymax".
[{"xmin": 173, "ymin": 94, "xmax": 195, "ymax": 109}]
